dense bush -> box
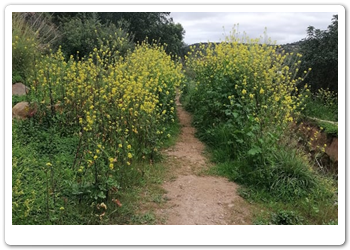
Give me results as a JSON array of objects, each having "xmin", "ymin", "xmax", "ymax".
[
  {"xmin": 59, "ymin": 15, "xmax": 134, "ymax": 59},
  {"xmin": 51, "ymin": 12, "xmax": 186, "ymax": 57}
]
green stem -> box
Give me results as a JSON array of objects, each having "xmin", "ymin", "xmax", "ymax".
[
  {"xmin": 51, "ymin": 166, "xmax": 56, "ymax": 207},
  {"xmin": 46, "ymin": 169, "xmax": 49, "ymax": 221},
  {"xmin": 72, "ymin": 132, "xmax": 83, "ymax": 171},
  {"xmin": 94, "ymin": 162, "xmax": 98, "ymax": 187}
]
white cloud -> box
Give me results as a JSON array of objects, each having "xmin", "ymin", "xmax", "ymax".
[{"xmin": 170, "ymin": 12, "xmax": 337, "ymax": 45}]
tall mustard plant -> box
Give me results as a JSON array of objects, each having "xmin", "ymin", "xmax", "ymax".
[
  {"xmin": 28, "ymin": 42, "xmax": 183, "ymax": 200},
  {"xmin": 183, "ymin": 29, "xmax": 319, "ymax": 201},
  {"xmin": 185, "ymin": 31, "xmax": 311, "ymax": 153}
]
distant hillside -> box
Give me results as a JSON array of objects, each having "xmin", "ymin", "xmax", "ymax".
[
  {"xmin": 278, "ymin": 41, "xmax": 303, "ymax": 53},
  {"xmin": 184, "ymin": 40, "xmax": 303, "ymax": 55}
]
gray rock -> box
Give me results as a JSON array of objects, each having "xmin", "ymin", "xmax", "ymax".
[{"xmin": 12, "ymin": 83, "xmax": 30, "ymax": 96}]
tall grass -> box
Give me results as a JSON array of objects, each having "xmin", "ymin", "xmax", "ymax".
[{"xmin": 12, "ymin": 12, "xmax": 60, "ymax": 82}]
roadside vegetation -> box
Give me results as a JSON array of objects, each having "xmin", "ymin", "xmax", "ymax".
[
  {"xmin": 181, "ymin": 22, "xmax": 338, "ymax": 225},
  {"xmin": 12, "ymin": 12, "xmax": 338, "ymax": 225}
]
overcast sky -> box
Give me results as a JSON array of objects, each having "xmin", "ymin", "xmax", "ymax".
[
  {"xmin": 170, "ymin": 12, "xmax": 337, "ymax": 45},
  {"xmin": 7, "ymin": 5, "xmax": 345, "ymax": 45}
]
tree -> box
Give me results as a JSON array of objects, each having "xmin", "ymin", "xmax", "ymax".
[
  {"xmin": 58, "ymin": 14, "xmax": 133, "ymax": 59},
  {"xmin": 157, "ymin": 22, "xmax": 185, "ymax": 56},
  {"xmin": 98, "ymin": 12, "xmax": 185, "ymax": 56},
  {"xmin": 51, "ymin": 12, "xmax": 186, "ymax": 57},
  {"xmin": 98, "ymin": 13, "xmax": 170, "ymax": 42},
  {"xmin": 299, "ymin": 15, "xmax": 338, "ymax": 93}
]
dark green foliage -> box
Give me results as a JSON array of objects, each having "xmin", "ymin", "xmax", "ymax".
[
  {"xmin": 158, "ymin": 22, "xmax": 186, "ymax": 56},
  {"xmin": 12, "ymin": 95, "xmax": 27, "ymax": 107},
  {"xmin": 317, "ymin": 121, "xmax": 338, "ymax": 137},
  {"xmin": 252, "ymin": 209, "xmax": 305, "ymax": 225},
  {"xmin": 12, "ymin": 119, "xmax": 79, "ymax": 224},
  {"xmin": 299, "ymin": 15, "xmax": 338, "ymax": 93},
  {"xmin": 51, "ymin": 12, "xmax": 185, "ymax": 57},
  {"xmin": 270, "ymin": 210, "xmax": 304, "ymax": 225},
  {"xmin": 98, "ymin": 12, "xmax": 171, "ymax": 43},
  {"xmin": 12, "ymin": 74, "xmax": 24, "ymax": 84},
  {"xmin": 58, "ymin": 14, "xmax": 134, "ymax": 59}
]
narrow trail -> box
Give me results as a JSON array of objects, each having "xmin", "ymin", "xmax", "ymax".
[{"xmin": 153, "ymin": 94, "xmax": 252, "ymax": 225}]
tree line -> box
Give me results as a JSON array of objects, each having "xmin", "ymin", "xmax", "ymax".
[
  {"xmin": 17, "ymin": 12, "xmax": 338, "ymax": 94},
  {"xmin": 298, "ymin": 15, "xmax": 338, "ymax": 93},
  {"xmin": 40, "ymin": 12, "xmax": 186, "ymax": 58}
]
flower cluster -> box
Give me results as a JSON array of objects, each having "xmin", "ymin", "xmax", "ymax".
[
  {"xmin": 186, "ymin": 36, "xmax": 310, "ymax": 130},
  {"xmin": 29, "ymin": 42, "xmax": 183, "ymax": 193}
]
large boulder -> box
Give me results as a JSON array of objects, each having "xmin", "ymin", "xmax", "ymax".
[
  {"xmin": 12, "ymin": 101, "xmax": 37, "ymax": 120},
  {"xmin": 12, "ymin": 83, "xmax": 30, "ymax": 96}
]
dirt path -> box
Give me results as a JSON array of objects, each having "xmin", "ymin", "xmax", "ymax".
[{"xmin": 153, "ymin": 94, "xmax": 252, "ymax": 225}]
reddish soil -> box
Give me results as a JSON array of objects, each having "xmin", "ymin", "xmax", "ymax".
[{"xmin": 154, "ymin": 95, "xmax": 252, "ymax": 225}]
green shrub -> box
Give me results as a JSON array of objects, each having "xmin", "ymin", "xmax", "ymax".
[{"xmin": 60, "ymin": 16, "xmax": 134, "ymax": 59}]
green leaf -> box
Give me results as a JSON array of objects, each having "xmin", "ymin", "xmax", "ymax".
[
  {"xmin": 246, "ymin": 131, "xmax": 254, "ymax": 137},
  {"xmin": 97, "ymin": 191, "xmax": 106, "ymax": 199},
  {"xmin": 224, "ymin": 110, "xmax": 231, "ymax": 116},
  {"xmin": 236, "ymin": 139, "xmax": 244, "ymax": 144},
  {"xmin": 248, "ymin": 147, "xmax": 261, "ymax": 156}
]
